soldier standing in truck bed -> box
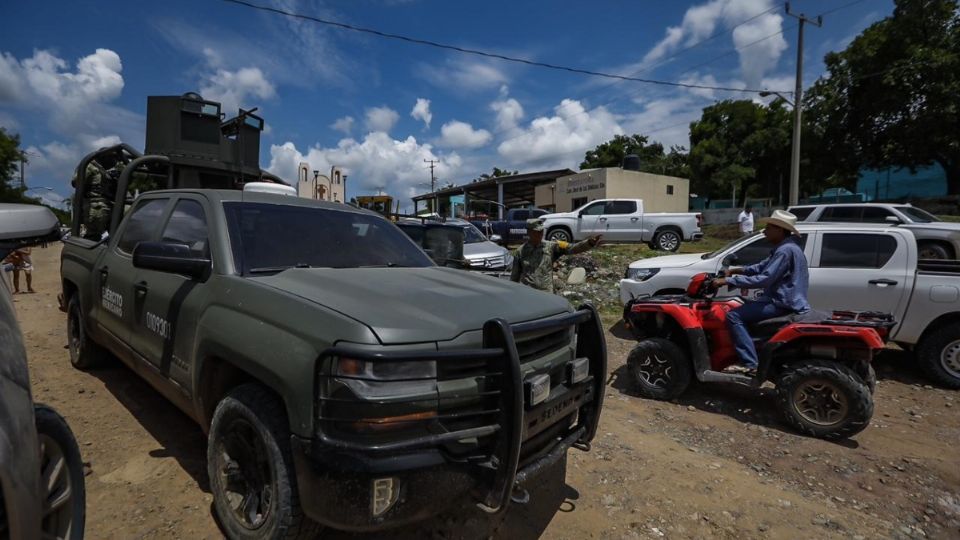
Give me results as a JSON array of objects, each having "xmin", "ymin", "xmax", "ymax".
[{"xmin": 511, "ymin": 220, "xmax": 601, "ymax": 293}]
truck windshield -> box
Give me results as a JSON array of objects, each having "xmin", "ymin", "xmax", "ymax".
[
  {"xmin": 462, "ymin": 223, "xmax": 487, "ymax": 243},
  {"xmin": 895, "ymin": 206, "xmax": 939, "ymax": 223},
  {"xmin": 224, "ymin": 202, "xmax": 434, "ymax": 274}
]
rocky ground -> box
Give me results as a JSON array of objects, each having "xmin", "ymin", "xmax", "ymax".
[{"xmin": 15, "ymin": 245, "xmax": 960, "ymax": 539}]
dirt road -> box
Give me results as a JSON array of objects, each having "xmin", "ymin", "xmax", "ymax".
[{"xmin": 16, "ymin": 245, "xmax": 960, "ymax": 539}]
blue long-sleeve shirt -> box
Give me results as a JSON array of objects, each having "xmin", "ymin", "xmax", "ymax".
[{"xmin": 727, "ymin": 235, "xmax": 811, "ymax": 312}]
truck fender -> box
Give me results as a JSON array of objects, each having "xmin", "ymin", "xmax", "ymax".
[{"xmin": 193, "ymin": 306, "xmax": 320, "ymax": 437}]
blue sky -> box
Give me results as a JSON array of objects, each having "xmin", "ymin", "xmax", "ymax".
[{"xmin": 1, "ymin": 0, "xmax": 890, "ymax": 208}]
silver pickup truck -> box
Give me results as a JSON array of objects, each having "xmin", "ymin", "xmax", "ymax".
[
  {"xmin": 538, "ymin": 198, "xmax": 703, "ymax": 251},
  {"xmin": 620, "ymin": 224, "xmax": 960, "ymax": 388}
]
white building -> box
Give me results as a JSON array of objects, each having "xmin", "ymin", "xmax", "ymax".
[{"xmin": 297, "ymin": 163, "xmax": 346, "ymax": 202}]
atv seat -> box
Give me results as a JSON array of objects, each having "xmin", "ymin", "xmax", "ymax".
[{"xmin": 749, "ymin": 310, "xmax": 830, "ymax": 339}]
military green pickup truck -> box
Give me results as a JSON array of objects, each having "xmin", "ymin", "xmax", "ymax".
[{"xmin": 60, "ymin": 187, "xmax": 606, "ymax": 537}]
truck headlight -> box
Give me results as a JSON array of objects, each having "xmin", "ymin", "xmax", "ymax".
[
  {"xmin": 624, "ymin": 267, "xmax": 660, "ymax": 281},
  {"xmin": 337, "ymin": 357, "xmax": 436, "ymax": 380}
]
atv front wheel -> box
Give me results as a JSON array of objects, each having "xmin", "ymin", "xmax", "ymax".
[
  {"xmin": 775, "ymin": 360, "xmax": 873, "ymax": 440},
  {"xmin": 627, "ymin": 338, "xmax": 691, "ymax": 400}
]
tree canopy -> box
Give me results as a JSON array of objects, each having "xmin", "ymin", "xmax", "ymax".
[
  {"xmin": 0, "ymin": 128, "xmax": 27, "ymax": 202},
  {"xmin": 473, "ymin": 167, "xmax": 519, "ymax": 182},
  {"xmin": 580, "ymin": 134, "xmax": 690, "ymax": 178},
  {"xmin": 804, "ymin": 0, "xmax": 960, "ymax": 194}
]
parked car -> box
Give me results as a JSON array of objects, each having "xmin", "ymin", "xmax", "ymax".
[
  {"xmin": 60, "ymin": 187, "xmax": 606, "ymax": 537},
  {"xmin": 1, "ymin": 203, "xmax": 86, "ymax": 540},
  {"xmin": 469, "ymin": 207, "xmax": 549, "ymax": 246},
  {"xmin": 446, "ymin": 218, "xmax": 514, "ymax": 271},
  {"xmin": 788, "ymin": 203, "xmax": 960, "ymax": 260},
  {"xmin": 620, "ymin": 223, "xmax": 960, "ymax": 388},
  {"xmin": 538, "ymin": 199, "xmax": 702, "ymax": 251}
]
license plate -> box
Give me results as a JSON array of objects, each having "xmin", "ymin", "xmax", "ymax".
[{"xmin": 523, "ymin": 385, "xmax": 590, "ymax": 440}]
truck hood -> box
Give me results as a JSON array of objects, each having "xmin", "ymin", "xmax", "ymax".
[
  {"xmin": 628, "ymin": 252, "xmax": 706, "ymax": 269},
  {"xmin": 249, "ymin": 267, "xmax": 570, "ymax": 344},
  {"xmin": 541, "ymin": 211, "xmax": 577, "ymax": 220}
]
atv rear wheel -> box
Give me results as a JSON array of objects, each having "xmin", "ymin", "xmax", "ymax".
[
  {"xmin": 627, "ymin": 338, "xmax": 691, "ymax": 400},
  {"xmin": 775, "ymin": 360, "xmax": 873, "ymax": 440}
]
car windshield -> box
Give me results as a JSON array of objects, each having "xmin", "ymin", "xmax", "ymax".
[
  {"xmin": 224, "ymin": 202, "xmax": 434, "ymax": 274},
  {"xmin": 461, "ymin": 222, "xmax": 488, "ymax": 243},
  {"xmin": 701, "ymin": 231, "xmax": 763, "ymax": 259},
  {"xmin": 895, "ymin": 206, "xmax": 939, "ymax": 223}
]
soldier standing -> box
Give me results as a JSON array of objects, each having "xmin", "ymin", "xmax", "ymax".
[{"xmin": 510, "ymin": 220, "xmax": 601, "ymax": 293}]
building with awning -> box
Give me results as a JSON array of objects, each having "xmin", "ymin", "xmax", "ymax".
[{"xmin": 412, "ymin": 169, "xmax": 575, "ymax": 219}]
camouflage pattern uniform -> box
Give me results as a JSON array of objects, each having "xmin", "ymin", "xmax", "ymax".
[
  {"xmin": 510, "ymin": 221, "xmax": 594, "ymax": 293},
  {"xmin": 72, "ymin": 161, "xmax": 118, "ymax": 240}
]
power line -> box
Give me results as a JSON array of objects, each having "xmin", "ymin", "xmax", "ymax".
[{"xmin": 219, "ymin": 0, "xmax": 784, "ymax": 94}]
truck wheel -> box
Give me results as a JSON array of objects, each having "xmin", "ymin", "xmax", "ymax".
[
  {"xmin": 775, "ymin": 360, "xmax": 873, "ymax": 440},
  {"xmin": 547, "ymin": 228, "xmax": 571, "ymax": 242},
  {"xmin": 35, "ymin": 404, "xmax": 86, "ymax": 540},
  {"xmin": 653, "ymin": 230, "xmax": 681, "ymax": 252},
  {"xmin": 916, "ymin": 325, "xmax": 960, "ymax": 389},
  {"xmin": 918, "ymin": 241, "xmax": 950, "ymax": 260},
  {"xmin": 627, "ymin": 338, "xmax": 691, "ymax": 400},
  {"xmin": 67, "ymin": 295, "xmax": 108, "ymax": 370},
  {"xmin": 208, "ymin": 384, "xmax": 321, "ymax": 540}
]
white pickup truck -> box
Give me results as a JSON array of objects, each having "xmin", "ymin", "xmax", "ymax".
[
  {"xmin": 538, "ymin": 198, "xmax": 703, "ymax": 251},
  {"xmin": 619, "ymin": 223, "xmax": 960, "ymax": 388}
]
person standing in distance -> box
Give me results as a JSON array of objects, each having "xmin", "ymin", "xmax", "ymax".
[{"xmin": 738, "ymin": 205, "xmax": 755, "ymax": 237}]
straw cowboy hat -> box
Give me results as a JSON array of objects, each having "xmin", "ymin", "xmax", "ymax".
[{"xmin": 762, "ymin": 209, "xmax": 801, "ymax": 236}]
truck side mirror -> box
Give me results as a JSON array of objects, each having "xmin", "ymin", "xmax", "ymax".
[
  {"xmin": 722, "ymin": 253, "xmax": 738, "ymax": 266},
  {"xmin": 489, "ymin": 234, "xmax": 502, "ymax": 243},
  {"xmin": 133, "ymin": 241, "xmax": 211, "ymax": 280},
  {"xmin": 885, "ymin": 216, "xmax": 902, "ymax": 225}
]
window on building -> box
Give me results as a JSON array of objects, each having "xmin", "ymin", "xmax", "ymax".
[
  {"xmin": 666, "ymin": 185, "xmax": 674, "ymax": 195},
  {"xmin": 820, "ymin": 233, "xmax": 898, "ymax": 268},
  {"xmin": 571, "ymin": 197, "xmax": 588, "ymax": 210}
]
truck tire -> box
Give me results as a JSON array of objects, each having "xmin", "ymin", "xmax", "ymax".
[
  {"xmin": 208, "ymin": 384, "xmax": 321, "ymax": 540},
  {"xmin": 918, "ymin": 241, "xmax": 951, "ymax": 260},
  {"xmin": 547, "ymin": 227, "xmax": 571, "ymax": 242},
  {"xmin": 35, "ymin": 404, "xmax": 86, "ymax": 540},
  {"xmin": 653, "ymin": 229, "xmax": 682, "ymax": 252},
  {"xmin": 916, "ymin": 325, "xmax": 960, "ymax": 389},
  {"xmin": 775, "ymin": 360, "xmax": 873, "ymax": 440},
  {"xmin": 67, "ymin": 295, "xmax": 108, "ymax": 370},
  {"xmin": 627, "ymin": 338, "xmax": 692, "ymax": 400}
]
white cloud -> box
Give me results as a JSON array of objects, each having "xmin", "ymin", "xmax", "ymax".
[
  {"xmin": 417, "ymin": 59, "xmax": 510, "ymax": 91},
  {"xmin": 1, "ymin": 48, "xmax": 124, "ymax": 107},
  {"xmin": 438, "ymin": 120, "xmax": 492, "ymax": 149},
  {"xmin": 365, "ymin": 106, "xmax": 400, "ymax": 133},
  {"xmin": 267, "ymin": 133, "xmax": 464, "ymax": 201},
  {"xmin": 491, "ymin": 95, "xmax": 524, "ymax": 133},
  {"xmin": 497, "ymin": 99, "xmax": 623, "ymax": 169},
  {"xmin": 410, "ymin": 98, "xmax": 432, "ymax": 128},
  {"xmin": 198, "ymin": 49, "xmax": 275, "ymax": 114},
  {"xmin": 331, "ymin": 115, "xmax": 355, "ymax": 135}
]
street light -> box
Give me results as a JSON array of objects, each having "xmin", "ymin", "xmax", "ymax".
[{"xmin": 760, "ymin": 90, "xmax": 801, "ymax": 206}]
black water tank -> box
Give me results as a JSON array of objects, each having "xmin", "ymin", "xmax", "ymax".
[{"xmin": 623, "ymin": 154, "xmax": 641, "ymax": 171}]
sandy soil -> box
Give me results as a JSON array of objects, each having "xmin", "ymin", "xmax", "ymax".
[{"xmin": 15, "ymin": 245, "xmax": 960, "ymax": 539}]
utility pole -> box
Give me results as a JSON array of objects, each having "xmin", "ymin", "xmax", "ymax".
[
  {"xmin": 785, "ymin": 2, "xmax": 822, "ymax": 207},
  {"xmin": 423, "ymin": 159, "xmax": 438, "ymax": 193},
  {"xmin": 20, "ymin": 156, "xmax": 25, "ymax": 188}
]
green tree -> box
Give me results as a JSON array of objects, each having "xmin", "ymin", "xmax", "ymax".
[
  {"xmin": 473, "ymin": 167, "xmax": 519, "ymax": 182},
  {"xmin": 0, "ymin": 127, "xmax": 27, "ymax": 202},
  {"xmin": 805, "ymin": 0, "xmax": 960, "ymax": 194},
  {"xmin": 688, "ymin": 100, "xmax": 791, "ymax": 204},
  {"xmin": 580, "ymin": 134, "xmax": 664, "ymax": 169}
]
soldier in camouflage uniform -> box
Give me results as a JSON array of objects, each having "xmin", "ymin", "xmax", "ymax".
[
  {"xmin": 71, "ymin": 159, "xmax": 120, "ymax": 240},
  {"xmin": 510, "ymin": 220, "xmax": 601, "ymax": 293}
]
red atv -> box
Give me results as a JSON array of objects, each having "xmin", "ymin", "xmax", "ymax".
[{"xmin": 623, "ymin": 272, "xmax": 895, "ymax": 440}]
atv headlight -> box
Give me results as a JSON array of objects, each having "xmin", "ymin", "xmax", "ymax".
[{"xmin": 624, "ymin": 267, "xmax": 660, "ymax": 281}]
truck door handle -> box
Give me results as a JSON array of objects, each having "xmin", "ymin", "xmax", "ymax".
[
  {"xmin": 134, "ymin": 281, "xmax": 149, "ymax": 296},
  {"xmin": 599, "ymin": 217, "xmax": 607, "ymax": 222},
  {"xmin": 630, "ymin": 217, "xmax": 639, "ymax": 222},
  {"xmin": 99, "ymin": 267, "xmax": 109, "ymax": 282},
  {"xmin": 869, "ymin": 279, "xmax": 898, "ymax": 286}
]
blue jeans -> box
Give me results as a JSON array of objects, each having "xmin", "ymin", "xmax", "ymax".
[{"xmin": 726, "ymin": 300, "xmax": 791, "ymax": 369}]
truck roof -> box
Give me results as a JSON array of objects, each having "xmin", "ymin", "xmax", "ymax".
[{"xmin": 139, "ymin": 188, "xmax": 375, "ymax": 216}]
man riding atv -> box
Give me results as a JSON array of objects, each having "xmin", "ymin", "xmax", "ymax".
[{"xmin": 711, "ymin": 210, "xmax": 808, "ymax": 376}]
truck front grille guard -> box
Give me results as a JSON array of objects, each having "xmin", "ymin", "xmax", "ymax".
[{"xmin": 314, "ymin": 304, "xmax": 606, "ymax": 514}]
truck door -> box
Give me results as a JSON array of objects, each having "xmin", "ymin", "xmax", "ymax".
[
  {"xmin": 807, "ymin": 231, "xmax": 910, "ymax": 314},
  {"xmin": 576, "ymin": 201, "xmax": 605, "ymax": 239},
  {"xmin": 96, "ymin": 198, "xmax": 170, "ymax": 349},
  {"xmin": 600, "ymin": 200, "xmax": 639, "ymax": 241},
  {"xmin": 131, "ymin": 197, "xmax": 210, "ymax": 388}
]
